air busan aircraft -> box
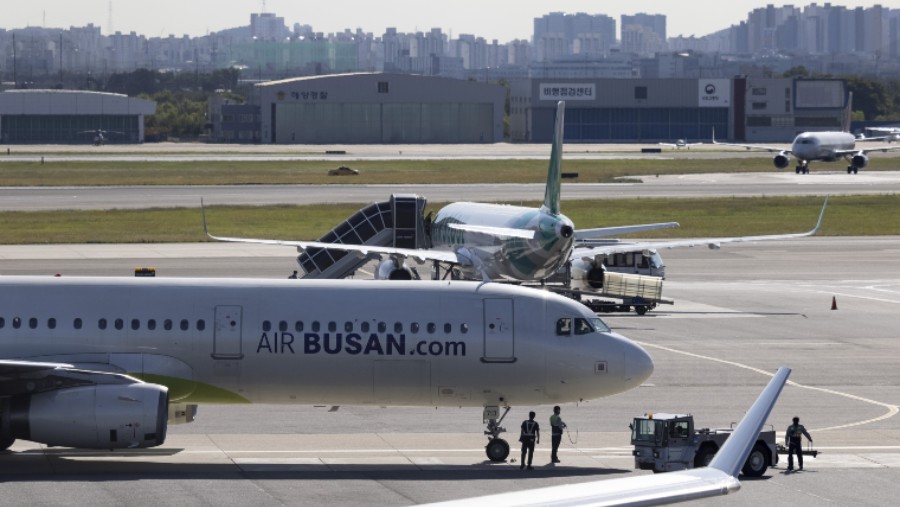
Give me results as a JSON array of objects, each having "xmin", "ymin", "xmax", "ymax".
[
  {"xmin": 204, "ymin": 100, "xmax": 827, "ymax": 294},
  {"xmin": 426, "ymin": 368, "xmax": 791, "ymax": 507},
  {"xmin": 0, "ymin": 276, "xmax": 653, "ymax": 462}
]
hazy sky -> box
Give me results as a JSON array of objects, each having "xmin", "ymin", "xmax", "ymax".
[{"xmin": 3, "ymin": 1, "xmax": 888, "ymax": 41}]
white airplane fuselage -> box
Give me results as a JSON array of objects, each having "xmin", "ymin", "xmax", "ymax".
[
  {"xmin": 0, "ymin": 276, "xmax": 650, "ymax": 408},
  {"xmin": 791, "ymin": 131, "xmax": 857, "ymax": 162},
  {"xmin": 431, "ymin": 202, "xmax": 575, "ymax": 281}
]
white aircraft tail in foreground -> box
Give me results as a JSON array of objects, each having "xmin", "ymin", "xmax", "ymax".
[{"xmin": 423, "ymin": 367, "xmax": 791, "ymax": 507}]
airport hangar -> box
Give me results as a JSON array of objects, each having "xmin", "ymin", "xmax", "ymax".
[
  {"xmin": 509, "ymin": 77, "xmax": 847, "ymax": 143},
  {"xmin": 0, "ymin": 89, "xmax": 156, "ymax": 144},
  {"xmin": 255, "ymin": 73, "xmax": 506, "ymax": 144}
]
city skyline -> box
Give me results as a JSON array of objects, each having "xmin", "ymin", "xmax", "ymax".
[{"xmin": 3, "ymin": 0, "xmax": 891, "ymax": 42}]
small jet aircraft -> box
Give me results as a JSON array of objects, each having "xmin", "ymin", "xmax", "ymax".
[
  {"xmin": 79, "ymin": 129, "xmax": 124, "ymax": 146},
  {"xmin": 0, "ymin": 276, "xmax": 653, "ymax": 462},
  {"xmin": 658, "ymin": 139, "xmax": 702, "ymax": 149},
  {"xmin": 424, "ymin": 367, "xmax": 791, "ymax": 507},
  {"xmin": 712, "ymin": 93, "xmax": 900, "ymax": 174}
]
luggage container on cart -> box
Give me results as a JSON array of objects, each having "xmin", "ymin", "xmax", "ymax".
[{"xmin": 581, "ymin": 271, "xmax": 672, "ymax": 315}]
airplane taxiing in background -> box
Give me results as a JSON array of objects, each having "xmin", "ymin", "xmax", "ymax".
[
  {"xmin": 78, "ymin": 129, "xmax": 124, "ymax": 145},
  {"xmin": 0, "ymin": 276, "xmax": 653, "ymax": 462},
  {"xmin": 658, "ymin": 139, "xmax": 702, "ymax": 149},
  {"xmin": 865, "ymin": 126, "xmax": 900, "ymax": 143}
]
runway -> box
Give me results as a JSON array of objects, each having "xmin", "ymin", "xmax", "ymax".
[
  {"xmin": 3, "ymin": 170, "xmax": 900, "ymax": 211},
  {"xmin": 2, "ymin": 237, "xmax": 899, "ymax": 505}
]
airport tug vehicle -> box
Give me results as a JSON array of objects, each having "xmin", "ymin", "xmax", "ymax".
[{"xmin": 630, "ymin": 413, "xmax": 779, "ymax": 477}]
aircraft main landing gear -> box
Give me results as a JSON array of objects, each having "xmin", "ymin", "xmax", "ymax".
[{"xmin": 483, "ymin": 405, "xmax": 511, "ymax": 462}]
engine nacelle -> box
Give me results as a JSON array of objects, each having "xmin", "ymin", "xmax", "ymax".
[
  {"xmin": 375, "ymin": 259, "xmax": 414, "ymax": 280},
  {"xmin": 3, "ymin": 383, "xmax": 168, "ymax": 449},
  {"xmin": 569, "ymin": 259, "xmax": 606, "ymax": 291},
  {"xmin": 851, "ymin": 152, "xmax": 868, "ymax": 169},
  {"xmin": 773, "ymin": 152, "xmax": 791, "ymax": 169}
]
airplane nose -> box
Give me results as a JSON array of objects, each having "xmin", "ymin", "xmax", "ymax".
[{"xmin": 624, "ymin": 341, "xmax": 654, "ymax": 387}]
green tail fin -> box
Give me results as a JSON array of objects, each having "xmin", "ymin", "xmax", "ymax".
[{"xmin": 542, "ymin": 101, "xmax": 565, "ymax": 215}]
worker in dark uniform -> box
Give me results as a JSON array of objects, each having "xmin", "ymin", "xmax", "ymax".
[
  {"xmin": 288, "ymin": 270, "xmax": 298, "ymax": 279},
  {"xmin": 549, "ymin": 405, "xmax": 567, "ymax": 463},
  {"xmin": 785, "ymin": 416, "xmax": 812, "ymax": 471},
  {"xmin": 519, "ymin": 411, "xmax": 540, "ymax": 470}
]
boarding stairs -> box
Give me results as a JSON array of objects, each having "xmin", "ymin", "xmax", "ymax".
[{"xmin": 297, "ymin": 194, "xmax": 428, "ymax": 279}]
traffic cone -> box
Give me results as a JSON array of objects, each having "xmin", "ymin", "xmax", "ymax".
[{"xmin": 831, "ymin": 296, "xmax": 838, "ymax": 310}]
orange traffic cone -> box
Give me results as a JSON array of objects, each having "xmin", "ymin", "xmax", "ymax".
[{"xmin": 831, "ymin": 296, "xmax": 838, "ymax": 310}]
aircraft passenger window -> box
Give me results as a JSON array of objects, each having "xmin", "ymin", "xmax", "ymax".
[
  {"xmin": 295, "ymin": 321, "xmax": 304, "ymax": 332},
  {"xmin": 197, "ymin": 320, "xmax": 206, "ymax": 331},
  {"xmin": 0, "ymin": 317, "xmax": 4, "ymax": 328},
  {"xmin": 361, "ymin": 321, "xmax": 370, "ymax": 333},
  {"xmin": 131, "ymin": 319, "xmax": 140, "ymax": 331},
  {"xmin": 394, "ymin": 322, "xmax": 403, "ymax": 333},
  {"xmin": 377, "ymin": 322, "xmax": 386, "ymax": 333},
  {"xmin": 312, "ymin": 321, "xmax": 321, "ymax": 332},
  {"xmin": 48, "ymin": 318, "xmax": 56, "ymax": 330},
  {"xmin": 460, "ymin": 323, "xmax": 469, "ymax": 334},
  {"xmin": 279, "ymin": 321, "xmax": 288, "ymax": 332},
  {"xmin": 73, "ymin": 318, "xmax": 82, "ymax": 330},
  {"xmin": 148, "ymin": 319, "xmax": 156, "ymax": 331},
  {"xmin": 98, "ymin": 318, "xmax": 107, "ymax": 330},
  {"xmin": 12, "ymin": 317, "xmax": 22, "ymax": 329},
  {"xmin": 410, "ymin": 322, "xmax": 420, "ymax": 333},
  {"xmin": 164, "ymin": 319, "xmax": 173, "ymax": 331},
  {"xmin": 328, "ymin": 321, "xmax": 337, "ymax": 332},
  {"xmin": 345, "ymin": 322, "xmax": 353, "ymax": 333},
  {"xmin": 115, "ymin": 318, "xmax": 124, "ymax": 330},
  {"xmin": 427, "ymin": 323, "xmax": 436, "ymax": 334},
  {"xmin": 180, "ymin": 319, "xmax": 189, "ymax": 331},
  {"xmin": 574, "ymin": 318, "xmax": 593, "ymax": 335},
  {"xmin": 444, "ymin": 323, "xmax": 452, "ymax": 333},
  {"xmin": 263, "ymin": 321, "xmax": 272, "ymax": 332},
  {"xmin": 29, "ymin": 318, "xmax": 38, "ymax": 329}
]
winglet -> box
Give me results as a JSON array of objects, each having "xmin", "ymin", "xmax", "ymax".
[
  {"xmin": 200, "ymin": 197, "xmax": 214, "ymax": 240},
  {"xmin": 542, "ymin": 101, "xmax": 565, "ymax": 216},
  {"xmin": 810, "ymin": 195, "xmax": 829, "ymax": 235},
  {"xmin": 709, "ymin": 367, "xmax": 791, "ymax": 477}
]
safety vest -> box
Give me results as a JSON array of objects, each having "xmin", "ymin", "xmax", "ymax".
[
  {"xmin": 550, "ymin": 414, "xmax": 564, "ymax": 434},
  {"xmin": 522, "ymin": 421, "xmax": 537, "ymax": 437}
]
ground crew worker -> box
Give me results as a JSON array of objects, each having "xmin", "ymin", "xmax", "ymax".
[
  {"xmin": 549, "ymin": 406, "xmax": 567, "ymax": 463},
  {"xmin": 785, "ymin": 416, "xmax": 812, "ymax": 471},
  {"xmin": 519, "ymin": 411, "xmax": 540, "ymax": 470}
]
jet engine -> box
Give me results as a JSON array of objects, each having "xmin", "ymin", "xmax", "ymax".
[
  {"xmin": 569, "ymin": 258, "xmax": 606, "ymax": 291},
  {"xmin": 375, "ymin": 259, "xmax": 415, "ymax": 280},
  {"xmin": 1, "ymin": 383, "xmax": 168, "ymax": 449},
  {"xmin": 851, "ymin": 152, "xmax": 868, "ymax": 169},
  {"xmin": 773, "ymin": 152, "xmax": 791, "ymax": 169}
]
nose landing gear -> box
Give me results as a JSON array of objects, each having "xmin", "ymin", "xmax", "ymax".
[{"xmin": 483, "ymin": 405, "xmax": 511, "ymax": 462}]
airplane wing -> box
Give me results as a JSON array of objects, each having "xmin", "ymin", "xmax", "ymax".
[
  {"xmin": 711, "ymin": 128, "xmax": 790, "ymax": 154},
  {"xmin": 575, "ymin": 222, "xmax": 680, "ymax": 241},
  {"xmin": 201, "ymin": 201, "xmax": 463, "ymax": 266},
  {"xmin": 448, "ymin": 223, "xmax": 536, "ymax": 240},
  {"xmin": 573, "ymin": 196, "xmax": 827, "ymax": 259},
  {"xmin": 834, "ymin": 145, "xmax": 900, "ymax": 156},
  {"xmin": 658, "ymin": 143, "xmax": 677, "ymax": 148},
  {"xmin": 423, "ymin": 367, "xmax": 791, "ymax": 507}
]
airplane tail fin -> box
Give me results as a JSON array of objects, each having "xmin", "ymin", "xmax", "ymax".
[
  {"xmin": 843, "ymin": 91, "xmax": 853, "ymax": 133},
  {"xmin": 542, "ymin": 101, "xmax": 565, "ymax": 216},
  {"xmin": 709, "ymin": 367, "xmax": 791, "ymax": 478}
]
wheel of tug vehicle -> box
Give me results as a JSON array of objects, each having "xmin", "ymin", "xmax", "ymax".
[
  {"xmin": 485, "ymin": 438, "xmax": 510, "ymax": 462},
  {"xmin": 742, "ymin": 442, "xmax": 770, "ymax": 477}
]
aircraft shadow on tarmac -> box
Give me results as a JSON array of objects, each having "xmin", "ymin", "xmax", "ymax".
[{"xmin": 0, "ymin": 450, "xmax": 631, "ymax": 482}]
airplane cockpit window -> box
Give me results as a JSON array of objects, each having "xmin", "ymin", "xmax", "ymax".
[
  {"xmin": 590, "ymin": 317, "xmax": 611, "ymax": 333},
  {"xmin": 574, "ymin": 318, "xmax": 593, "ymax": 335},
  {"xmin": 556, "ymin": 318, "xmax": 572, "ymax": 336}
]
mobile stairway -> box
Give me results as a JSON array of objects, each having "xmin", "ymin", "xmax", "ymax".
[{"xmin": 297, "ymin": 194, "xmax": 428, "ymax": 279}]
